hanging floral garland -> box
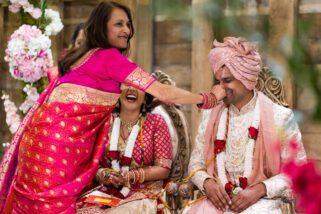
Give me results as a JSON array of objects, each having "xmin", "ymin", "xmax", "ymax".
[
  {"xmin": 5, "ymin": 24, "xmax": 53, "ymax": 83},
  {"xmin": 1, "ymin": 0, "xmax": 63, "ymax": 147},
  {"xmin": 215, "ymin": 98, "xmax": 260, "ymax": 197}
]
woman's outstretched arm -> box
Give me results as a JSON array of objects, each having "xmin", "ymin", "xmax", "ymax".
[{"xmin": 146, "ymin": 81, "xmax": 226, "ymax": 106}]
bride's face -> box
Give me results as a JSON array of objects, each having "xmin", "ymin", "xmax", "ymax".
[{"xmin": 119, "ymin": 84, "xmax": 145, "ymax": 112}]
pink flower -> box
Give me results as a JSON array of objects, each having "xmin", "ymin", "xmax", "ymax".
[
  {"xmin": 5, "ymin": 25, "xmax": 53, "ymax": 83},
  {"xmin": 30, "ymin": 8, "xmax": 42, "ymax": 19},
  {"xmin": 283, "ymin": 160, "xmax": 321, "ymax": 214},
  {"xmin": 8, "ymin": 4, "xmax": 21, "ymax": 13}
]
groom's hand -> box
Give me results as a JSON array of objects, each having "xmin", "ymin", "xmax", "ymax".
[
  {"xmin": 229, "ymin": 183, "xmax": 266, "ymax": 212},
  {"xmin": 203, "ymin": 178, "xmax": 231, "ymax": 211}
]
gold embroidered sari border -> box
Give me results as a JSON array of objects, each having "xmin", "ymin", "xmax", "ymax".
[{"xmin": 48, "ymin": 83, "xmax": 120, "ymax": 106}]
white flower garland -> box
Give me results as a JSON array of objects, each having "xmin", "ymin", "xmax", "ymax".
[
  {"xmin": 216, "ymin": 98, "xmax": 260, "ymax": 190},
  {"xmin": 8, "ymin": 1, "xmax": 64, "ymax": 36},
  {"xmin": 109, "ymin": 117, "xmax": 140, "ymax": 197},
  {"xmin": 5, "ymin": 25, "xmax": 53, "ymax": 83},
  {"xmin": 2, "ymin": 1, "xmax": 63, "ymax": 148},
  {"xmin": 9, "ymin": 0, "xmax": 42, "ymax": 19},
  {"xmin": 19, "ymin": 85, "xmax": 39, "ymax": 114},
  {"xmin": 1, "ymin": 93, "xmax": 21, "ymax": 134},
  {"xmin": 44, "ymin": 9, "xmax": 64, "ymax": 36}
]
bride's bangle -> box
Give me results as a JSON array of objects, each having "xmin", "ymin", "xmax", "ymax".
[
  {"xmin": 138, "ymin": 168, "xmax": 145, "ymax": 183},
  {"xmin": 197, "ymin": 92, "xmax": 217, "ymax": 109}
]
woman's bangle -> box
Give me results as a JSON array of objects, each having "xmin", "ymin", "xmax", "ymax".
[
  {"xmin": 131, "ymin": 170, "xmax": 136, "ymax": 184},
  {"xmin": 197, "ymin": 92, "xmax": 217, "ymax": 109},
  {"xmin": 139, "ymin": 168, "xmax": 145, "ymax": 183},
  {"xmin": 124, "ymin": 172, "xmax": 131, "ymax": 187},
  {"xmin": 135, "ymin": 170, "xmax": 140, "ymax": 184}
]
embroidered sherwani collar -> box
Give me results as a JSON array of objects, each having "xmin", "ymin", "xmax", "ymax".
[{"xmin": 229, "ymin": 90, "xmax": 258, "ymax": 115}]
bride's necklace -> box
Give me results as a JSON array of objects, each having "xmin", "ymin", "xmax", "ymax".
[
  {"xmin": 120, "ymin": 117, "xmax": 140, "ymax": 133},
  {"xmin": 214, "ymin": 98, "xmax": 260, "ymax": 196}
]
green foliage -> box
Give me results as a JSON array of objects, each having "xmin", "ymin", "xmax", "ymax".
[
  {"xmin": 154, "ymin": 0, "xmax": 191, "ymax": 19},
  {"xmin": 33, "ymin": 76, "xmax": 49, "ymax": 94}
]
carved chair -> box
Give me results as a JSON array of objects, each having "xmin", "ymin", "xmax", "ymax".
[
  {"xmin": 151, "ymin": 70, "xmax": 191, "ymax": 213},
  {"xmin": 152, "ymin": 68, "xmax": 296, "ymax": 214}
]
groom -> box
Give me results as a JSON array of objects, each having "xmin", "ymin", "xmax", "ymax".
[{"xmin": 187, "ymin": 37, "xmax": 306, "ymax": 213}]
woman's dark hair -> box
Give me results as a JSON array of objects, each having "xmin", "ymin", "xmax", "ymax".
[
  {"xmin": 70, "ymin": 23, "xmax": 84, "ymax": 48},
  {"xmin": 114, "ymin": 93, "xmax": 154, "ymax": 117},
  {"xmin": 58, "ymin": 1, "xmax": 134, "ymax": 76}
]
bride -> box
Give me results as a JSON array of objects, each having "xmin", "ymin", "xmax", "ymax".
[{"xmin": 77, "ymin": 84, "xmax": 173, "ymax": 213}]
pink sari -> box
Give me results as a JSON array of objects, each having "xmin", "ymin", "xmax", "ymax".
[
  {"xmin": 0, "ymin": 48, "xmax": 156, "ymax": 213},
  {"xmin": 0, "ymin": 81, "xmax": 118, "ymax": 213}
]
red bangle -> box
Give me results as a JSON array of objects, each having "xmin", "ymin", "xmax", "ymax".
[{"xmin": 197, "ymin": 92, "xmax": 217, "ymax": 109}]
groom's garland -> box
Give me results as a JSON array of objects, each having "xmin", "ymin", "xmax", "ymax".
[{"xmin": 215, "ymin": 99, "xmax": 260, "ymax": 197}]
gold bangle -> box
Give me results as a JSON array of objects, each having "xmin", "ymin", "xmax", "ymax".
[
  {"xmin": 131, "ymin": 170, "xmax": 136, "ymax": 184},
  {"xmin": 134, "ymin": 170, "xmax": 140, "ymax": 184},
  {"xmin": 138, "ymin": 168, "xmax": 145, "ymax": 183},
  {"xmin": 125, "ymin": 172, "xmax": 131, "ymax": 187}
]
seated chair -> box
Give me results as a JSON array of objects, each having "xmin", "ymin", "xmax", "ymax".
[
  {"xmin": 150, "ymin": 70, "xmax": 191, "ymax": 213},
  {"xmin": 174, "ymin": 67, "xmax": 296, "ymax": 214}
]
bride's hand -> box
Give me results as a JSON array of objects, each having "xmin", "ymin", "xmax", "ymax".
[{"xmin": 109, "ymin": 173, "xmax": 127, "ymax": 187}]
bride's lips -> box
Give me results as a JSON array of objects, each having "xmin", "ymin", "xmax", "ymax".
[{"xmin": 125, "ymin": 90, "xmax": 137, "ymax": 103}]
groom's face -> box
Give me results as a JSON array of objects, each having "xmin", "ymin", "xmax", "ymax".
[{"xmin": 214, "ymin": 66, "xmax": 251, "ymax": 108}]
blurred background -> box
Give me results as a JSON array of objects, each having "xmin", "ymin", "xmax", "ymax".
[{"xmin": 1, "ymin": 0, "xmax": 321, "ymax": 166}]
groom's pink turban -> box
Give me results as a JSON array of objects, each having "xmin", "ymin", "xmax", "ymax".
[{"xmin": 208, "ymin": 37, "xmax": 262, "ymax": 90}]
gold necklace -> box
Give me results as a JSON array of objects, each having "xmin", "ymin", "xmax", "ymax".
[{"xmin": 120, "ymin": 116, "xmax": 140, "ymax": 133}]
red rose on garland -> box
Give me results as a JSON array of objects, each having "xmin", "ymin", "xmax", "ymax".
[
  {"xmin": 214, "ymin": 139, "xmax": 226, "ymax": 155},
  {"xmin": 225, "ymin": 181, "xmax": 235, "ymax": 197},
  {"xmin": 239, "ymin": 177, "xmax": 248, "ymax": 189},
  {"xmin": 248, "ymin": 127, "xmax": 258, "ymax": 140}
]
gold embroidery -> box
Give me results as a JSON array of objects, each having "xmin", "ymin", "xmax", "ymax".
[
  {"xmin": 124, "ymin": 67, "xmax": 156, "ymax": 91},
  {"xmin": 48, "ymin": 83, "xmax": 120, "ymax": 106},
  {"xmin": 0, "ymin": 102, "xmax": 40, "ymax": 186}
]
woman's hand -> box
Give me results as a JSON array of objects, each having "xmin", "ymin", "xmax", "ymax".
[{"xmin": 211, "ymin": 85, "xmax": 226, "ymax": 101}]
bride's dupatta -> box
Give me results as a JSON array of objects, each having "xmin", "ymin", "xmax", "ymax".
[{"xmin": 0, "ymin": 80, "xmax": 119, "ymax": 213}]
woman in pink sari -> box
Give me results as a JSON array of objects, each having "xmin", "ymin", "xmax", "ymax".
[{"xmin": 0, "ymin": 1, "xmax": 222, "ymax": 213}]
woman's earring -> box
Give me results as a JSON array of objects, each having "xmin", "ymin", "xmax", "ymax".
[
  {"xmin": 141, "ymin": 102, "xmax": 147, "ymax": 115},
  {"xmin": 115, "ymin": 101, "xmax": 120, "ymax": 115}
]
